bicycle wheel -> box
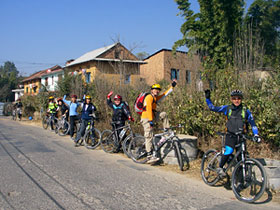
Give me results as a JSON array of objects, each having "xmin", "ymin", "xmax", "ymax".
[
  {"xmin": 128, "ymin": 136, "xmax": 148, "ymax": 164},
  {"xmin": 231, "ymin": 158, "xmax": 267, "ymax": 203},
  {"xmin": 201, "ymin": 149, "xmax": 222, "ymax": 186},
  {"xmin": 122, "ymin": 135, "xmax": 132, "ymax": 158},
  {"xmin": 58, "ymin": 121, "xmax": 70, "ymax": 136},
  {"xmin": 173, "ymin": 140, "xmax": 184, "ymax": 171},
  {"xmin": 42, "ymin": 116, "xmax": 49, "ymax": 129},
  {"xmin": 84, "ymin": 128, "xmax": 101, "ymax": 150},
  {"xmin": 100, "ymin": 130, "xmax": 115, "ymax": 153}
]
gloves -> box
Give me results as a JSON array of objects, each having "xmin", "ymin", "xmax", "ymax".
[
  {"xmin": 205, "ymin": 89, "xmax": 211, "ymax": 99},
  {"xmin": 172, "ymin": 80, "xmax": 177, "ymax": 87},
  {"xmin": 128, "ymin": 116, "xmax": 134, "ymax": 122},
  {"xmin": 253, "ymin": 135, "xmax": 261, "ymax": 143},
  {"xmin": 107, "ymin": 91, "xmax": 113, "ymax": 99},
  {"xmin": 149, "ymin": 121, "xmax": 154, "ymax": 127}
]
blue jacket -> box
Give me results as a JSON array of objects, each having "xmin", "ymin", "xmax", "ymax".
[
  {"xmin": 81, "ymin": 103, "xmax": 96, "ymax": 120},
  {"xmin": 63, "ymin": 95, "xmax": 80, "ymax": 116},
  {"xmin": 206, "ymin": 98, "xmax": 258, "ymax": 135}
]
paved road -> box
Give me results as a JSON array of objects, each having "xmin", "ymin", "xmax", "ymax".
[{"xmin": 0, "ymin": 117, "xmax": 278, "ymax": 210}]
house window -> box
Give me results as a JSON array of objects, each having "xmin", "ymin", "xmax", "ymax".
[
  {"xmin": 26, "ymin": 87, "xmax": 28, "ymax": 93},
  {"xmin": 85, "ymin": 72, "xmax": 91, "ymax": 83},
  {"xmin": 171, "ymin": 69, "xmax": 179, "ymax": 80},
  {"xmin": 45, "ymin": 77, "xmax": 48, "ymax": 86},
  {"xmin": 33, "ymin": 87, "xmax": 37, "ymax": 93},
  {"xmin": 186, "ymin": 70, "xmax": 191, "ymax": 84},
  {"xmin": 115, "ymin": 50, "xmax": 120, "ymax": 59},
  {"xmin": 124, "ymin": 75, "xmax": 131, "ymax": 84}
]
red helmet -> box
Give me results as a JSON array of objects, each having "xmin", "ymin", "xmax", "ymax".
[
  {"xmin": 114, "ymin": 94, "xmax": 122, "ymax": 101},
  {"xmin": 57, "ymin": 97, "xmax": 63, "ymax": 102},
  {"xmin": 17, "ymin": 98, "xmax": 21, "ymax": 101},
  {"xmin": 71, "ymin": 94, "xmax": 77, "ymax": 99}
]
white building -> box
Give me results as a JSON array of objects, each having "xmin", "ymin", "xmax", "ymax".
[
  {"xmin": 40, "ymin": 65, "xmax": 64, "ymax": 92},
  {"xmin": 12, "ymin": 88, "xmax": 24, "ymax": 101}
]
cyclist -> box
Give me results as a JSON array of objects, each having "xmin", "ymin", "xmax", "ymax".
[
  {"xmin": 57, "ymin": 98, "xmax": 69, "ymax": 120},
  {"xmin": 74, "ymin": 95, "xmax": 97, "ymax": 146},
  {"xmin": 141, "ymin": 80, "xmax": 177, "ymax": 164},
  {"xmin": 63, "ymin": 94, "xmax": 80, "ymax": 139},
  {"xmin": 47, "ymin": 96, "xmax": 58, "ymax": 130},
  {"xmin": 15, "ymin": 98, "xmax": 23, "ymax": 120},
  {"xmin": 205, "ymin": 89, "xmax": 261, "ymax": 176},
  {"xmin": 106, "ymin": 92, "xmax": 134, "ymax": 151}
]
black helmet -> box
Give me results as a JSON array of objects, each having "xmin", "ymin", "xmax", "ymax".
[{"xmin": 231, "ymin": 90, "xmax": 243, "ymax": 98}]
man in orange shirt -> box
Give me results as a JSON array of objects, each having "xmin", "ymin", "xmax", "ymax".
[{"xmin": 141, "ymin": 80, "xmax": 177, "ymax": 164}]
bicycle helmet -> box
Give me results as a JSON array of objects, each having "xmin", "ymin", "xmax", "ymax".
[
  {"xmin": 231, "ymin": 90, "xmax": 243, "ymax": 98},
  {"xmin": 57, "ymin": 97, "xmax": 63, "ymax": 102},
  {"xmin": 71, "ymin": 94, "xmax": 77, "ymax": 99},
  {"xmin": 151, "ymin": 84, "xmax": 161, "ymax": 90},
  {"xmin": 114, "ymin": 94, "xmax": 122, "ymax": 101},
  {"xmin": 85, "ymin": 95, "xmax": 91, "ymax": 99},
  {"xmin": 49, "ymin": 96, "xmax": 54, "ymax": 100}
]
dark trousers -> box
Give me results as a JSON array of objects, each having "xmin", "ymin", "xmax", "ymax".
[
  {"xmin": 220, "ymin": 134, "xmax": 238, "ymax": 168},
  {"xmin": 75, "ymin": 119, "xmax": 94, "ymax": 141},
  {"xmin": 70, "ymin": 115, "xmax": 79, "ymax": 137}
]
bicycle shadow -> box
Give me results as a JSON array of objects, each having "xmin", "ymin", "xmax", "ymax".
[
  {"xmin": 158, "ymin": 141, "xmax": 190, "ymax": 171},
  {"xmin": 220, "ymin": 175, "xmax": 273, "ymax": 204}
]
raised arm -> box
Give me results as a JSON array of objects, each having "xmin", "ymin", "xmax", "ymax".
[
  {"xmin": 157, "ymin": 80, "xmax": 177, "ymax": 103},
  {"xmin": 63, "ymin": 95, "xmax": 71, "ymax": 106}
]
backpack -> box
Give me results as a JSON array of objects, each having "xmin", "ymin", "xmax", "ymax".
[
  {"xmin": 134, "ymin": 92, "xmax": 150, "ymax": 115},
  {"xmin": 226, "ymin": 105, "xmax": 248, "ymax": 133}
]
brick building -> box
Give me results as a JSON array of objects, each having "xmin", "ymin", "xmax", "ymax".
[{"xmin": 140, "ymin": 49, "xmax": 203, "ymax": 90}]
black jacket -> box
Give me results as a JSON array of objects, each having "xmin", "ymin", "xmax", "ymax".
[{"xmin": 107, "ymin": 99, "xmax": 131, "ymax": 122}]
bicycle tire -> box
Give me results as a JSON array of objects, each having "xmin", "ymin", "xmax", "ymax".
[
  {"xmin": 84, "ymin": 128, "xmax": 101, "ymax": 150},
  {"xmin": 100, "ymin": 130, "xmax": 115, "ymax": 153},
  {"xmin": 128, "ymin": 136, "xmax": 148, "ymax": 164},
  {"xmin": 58, "ymin": 121, "xmax": 70, "ymax": 136},
  {"xmin": 173, "ymin": 140, "xmax": 184, "ymax": 171},
  {"xmin": 231, "ymin": 158, "xmax": 267, "ymax": 203},
  {"xmin": 201, "ymin": 149, "xmax": 222, "ymax": 186},
  {"xmin": 42, "ymin": 116, "xmax": 49, "ymax": 129}
]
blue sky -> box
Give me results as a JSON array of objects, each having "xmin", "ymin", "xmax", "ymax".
[{"xmin": 0, "ymin": 0, "xmax": 254, "ymax": 76}]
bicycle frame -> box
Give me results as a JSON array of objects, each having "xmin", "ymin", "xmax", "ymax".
[{"xmin": 111, "ymin": 122, "xmax": 134, "ymax": 144}]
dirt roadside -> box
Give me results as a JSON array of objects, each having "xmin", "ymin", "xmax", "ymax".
[{"xmin": 3, "ymin": 116, "xmax": 280, "ymax": 204}]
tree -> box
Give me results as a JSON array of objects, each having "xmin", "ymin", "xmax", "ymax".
[
  {"xmin": 135, "ymin": 52, "xmax": 149, "ymax": 60},
  {"xmin": 0, "ymin": 61, "xmax": 20, "ymax": 102},
  {"xmin": 245, "ymin": 0, "xmax": 280, "ymax": 65},
  {"xmin": 174, "ymin": 0, "xmax": 244, "ymax": 70}
]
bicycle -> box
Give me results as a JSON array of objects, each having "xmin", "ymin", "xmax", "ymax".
[
  {"xmin": 75, "ymin": 116, "xmax": 101, "ymax": 149},
  {"xmin": 100, "ymin": 121, "xmax": 139, "ymax": 157},
  {"xmin": 201, "ymin": 131, "xmax": 267, "ymax": 203},
  {"xmin": 42, "ymin": 113, "xmax": 58, "ymax": 130},
  {"xmin": 128, "ymin": 124, "xmax": 185, "ymax": 171},
  {"xmin": 56, "ymin": 115, "xmax": 70, "ymax": 136}
]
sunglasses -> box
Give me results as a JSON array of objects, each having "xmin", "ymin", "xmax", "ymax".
[{"xmin": 232, "ymin": 97, "xmax": 242, "ymax": 100}]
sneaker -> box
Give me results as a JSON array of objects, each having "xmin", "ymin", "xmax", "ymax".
[
  {"xmin": 147, "ymin": 156, "xmax": 160, "ymax": 164},
  {"xmin": 217, "ymin": 167, "xmax": 226, "ymax": 177}
]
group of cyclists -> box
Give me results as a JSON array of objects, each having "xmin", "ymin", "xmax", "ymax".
[{"xmin": 44, "ymin": 78, "xmax": 261, "ymax": 170}]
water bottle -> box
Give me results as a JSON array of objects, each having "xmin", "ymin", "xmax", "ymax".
[
  {"xmin": 119, "ymin": 129, "xmax": 126, "ymax": 139},
  {"xmin": 157, "ymin": 136, "xmax": 166, "ymax": 146}
]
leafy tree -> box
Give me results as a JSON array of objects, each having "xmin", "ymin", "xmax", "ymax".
[
  {"xmin": 0, "ymin": 61, "xmax": 20, "ymax": 102},
  {"xmin": 174, "ymin": 0, "xmax": 244, "ymax": 73},
  {"xmin": 245, "ymin": 0, "xmax": 280, "ymax": 65}
]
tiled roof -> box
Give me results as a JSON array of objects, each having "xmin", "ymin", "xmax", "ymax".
[
  {"xmin": 22, "ymin": 65, "xmax": 62, "ymax": 82},
  {"xmin": 41, "ymin": 65, "xmax": 63, "ymax": 77}
]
